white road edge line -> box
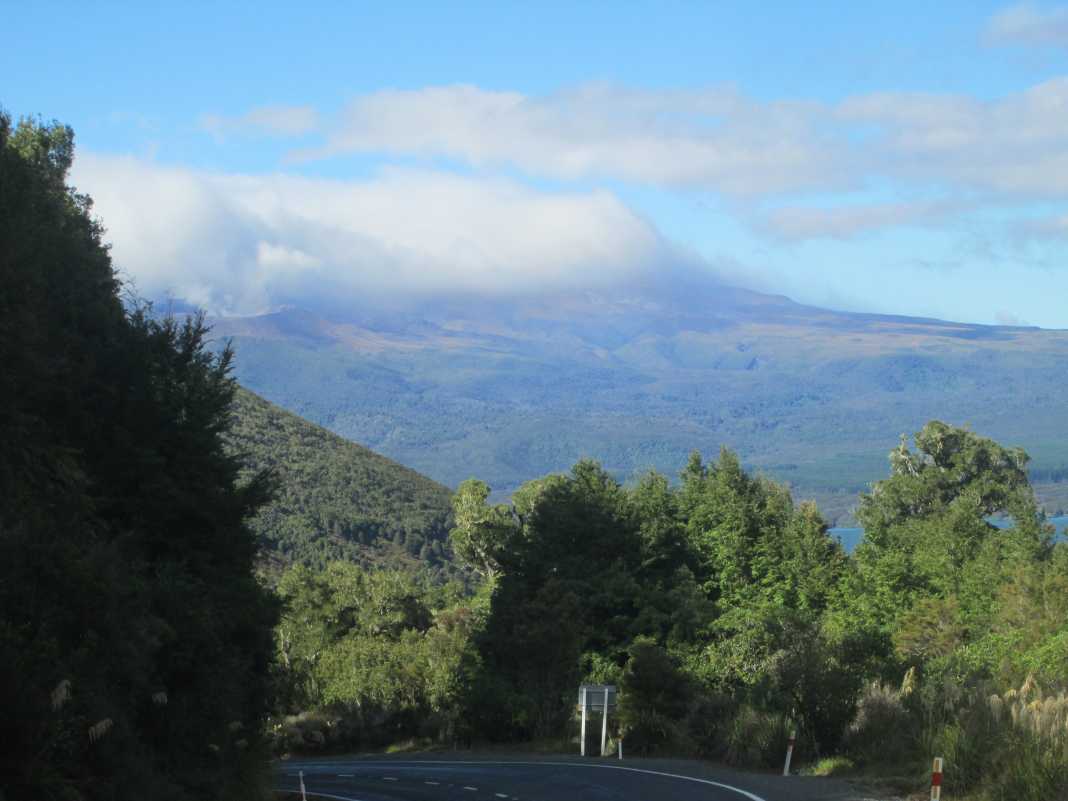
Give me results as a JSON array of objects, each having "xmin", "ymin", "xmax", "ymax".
[
  {"xmin": 292, "ymin": 760, "xmax": 768, "ymax": 801},
  {"xmin": 276, "ymin": 790, "xmax": 370, "ymax": 801}
]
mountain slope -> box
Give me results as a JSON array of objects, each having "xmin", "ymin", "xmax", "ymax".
[
  {"xmin": 211, "ymin": 281, "xmax": 1068, "ymax": 523},
  {"xmin": 225, "ymin": 387, "xmax": 455, "ymax": 575}
]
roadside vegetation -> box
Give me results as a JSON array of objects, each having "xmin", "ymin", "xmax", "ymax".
[
  {"xmin": 270, "ymin": 421, "xmax": 1068, "ymax": 800},
  {"xmin": 6, "ymin": 110, "xmax": 1068, "ymax": 801}
]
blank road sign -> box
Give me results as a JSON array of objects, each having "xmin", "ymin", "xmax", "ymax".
[{"xmin": 578, "ymin": 684, "xmax": 616, "ymax": 711}]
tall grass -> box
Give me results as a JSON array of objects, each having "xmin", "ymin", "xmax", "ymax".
[
  {"xmin": 843, "ymin": 678, "xmax": 915, "ymax": 769},
  {"xmin": 980, "ymin": 678, "xmax": 1068, "ymax": 801},
  {"xmin": 842, "ymin": 673, "xmax": 1068, "ymax": 800}
]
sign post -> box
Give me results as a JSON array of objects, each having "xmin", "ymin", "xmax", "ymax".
[
  {"xmin": 577, "ymin": 684, "xmax": 616, "ymax": 757},
  {"xmin": 580, "ymin": 686, "xmax": 588, "ymax": 756},
  {"xmin": 600, "ymin": 687, "xmax": 609, "ymax": 756}
]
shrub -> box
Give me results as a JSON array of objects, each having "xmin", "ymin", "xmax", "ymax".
[
  {"xmin": 684, "ymin": 692, "xmax": 739, "ymax": 759},
  {"xmin": 724, "ymin": 705, "xmax": 790, "ymax": 769},
  {"xmin": 844, "ymin": 680, "xmax": 918, "ymax": 768},
  {"xmin": 617, "ymin": 641, "xmax": 692, "ymax": 754}
]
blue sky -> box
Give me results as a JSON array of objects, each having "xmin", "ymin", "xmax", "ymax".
[{"xmin": 7, "ymin": 1, "xmax": 1068, "ymax": 325}]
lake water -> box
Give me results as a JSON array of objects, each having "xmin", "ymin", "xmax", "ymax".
[{"xmin": 829, "ymin": 516, "xmax": 1068, "ymax": 553}]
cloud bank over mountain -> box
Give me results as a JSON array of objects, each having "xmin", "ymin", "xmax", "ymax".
[
  {"xmin": 74, "ymin": 154, "xmax": 678, "ymax": 316},
  {"xmin": 13, "ymin": 1, "xmax": 1068, "ymax": 328},
  {"xmin": 73, "ymin": 71, "xmax": 1068, "ymax": 325}
]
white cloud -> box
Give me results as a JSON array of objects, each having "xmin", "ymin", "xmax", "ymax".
[
  {"xmin": 260, "ymin": 79, "xmax": 1068, "ymax": 230},
  {"xmin": 72, "ymin": 153, "xmax": 675, "ymax": 315},
  {"xmin": 294, "ymin": 84, "xmax": 856, "ymax": 195},
  {"xmin": 758, "ymin": 200, "xmax": 961, "ymax": 241},
  {"xmin": 1010, "ymin": 211, "xmax": 1068, "ymax": 241},
  {"xmin": 837, "ymin": 79, "xmax": 1068, "ymax": 195},
  {"xmin": 987, "ymin": 3, "xmax": 1068, "ymax": 47},
  {"xmin": 256, "ymin": 242, "xmax": 321, "ymax": 270},
  {"xmin": 201, "ymin": 104, "xmax": 319, "ymax": 138}
]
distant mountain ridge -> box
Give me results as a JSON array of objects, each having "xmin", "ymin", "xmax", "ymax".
[
  {"xmin": 210, "ymin": 279, "xmax": 1068, "ymax": 523},
  {"xmin": 225, "ymin": 387, "xmax": 455, "ymax": 577}
]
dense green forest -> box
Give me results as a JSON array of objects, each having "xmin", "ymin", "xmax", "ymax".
[
  {"xmin": 0, "ymin": 115, "xmax": 277, "ymax": 799},
  {"xmin": 212, "ymin": 303, "xmax": 1068, "ymax": 524},
  {"xmin": 224, "ymin": 387, "xmax": 455, "ymax": 578},
  {"xmin": 274, "ymin": 423, "xmax": 1068, "ymax": 800}
]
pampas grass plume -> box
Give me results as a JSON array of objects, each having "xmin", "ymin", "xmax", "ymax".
[{"xmin": 51, "ymin": 679, "xmax": 71, "ymax": 711}]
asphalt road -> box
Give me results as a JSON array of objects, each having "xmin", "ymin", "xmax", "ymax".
[{"xmin": 274, "ymin": 755, "xmax": 863, "ymax": 801}]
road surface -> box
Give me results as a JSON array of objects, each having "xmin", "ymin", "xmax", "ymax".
[{"xmin": 274, "ymin": 755, "xmax": 863, "ymax": 801}]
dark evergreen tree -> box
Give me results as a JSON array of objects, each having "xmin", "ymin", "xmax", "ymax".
[{"xmin": 0, "ymin": 112, "xmax": 277, "ymax": 801}]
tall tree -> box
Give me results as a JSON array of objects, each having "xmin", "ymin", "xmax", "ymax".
[
  {"xmin": 468, "ymin": 461, "xmax": 641, "ymax": 739},
  {"xmin": 0, "ymin": 112, "xmax": 277, "ymax": 801},
  {"xmin": 836, "ymin": 421, "xmax": 1051, "ymax": 673},
  {"xmin": 449, "ymin": 479, "xmax": 518, "ymax": 580}
]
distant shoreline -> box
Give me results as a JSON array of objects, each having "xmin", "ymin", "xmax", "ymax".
[{"xmin": 830, "ymin": 515, "xmax": 1068, "ymax": 552}]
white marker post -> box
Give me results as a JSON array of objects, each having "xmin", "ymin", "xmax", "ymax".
[
  {"xmin": 618, "ymin": 738, "xmax": 623, "ymax": 760},
  {"xmin": 580, "ymin": 686, "xmax": 588, "ymax": 756},
  {"xmin": 931, "ymin": 757, "xmax": 943, "ymax": 801},
  {"xmin": 299, "ymin": 769, "xmax": 307, "ymax": 801},
  {"xmin": 600, "ymin": 687, "xmax": 609, "ymax": 757},
  {"xmin": 782, "ymin": 730, "xmax": 796, "ymax": 776}
]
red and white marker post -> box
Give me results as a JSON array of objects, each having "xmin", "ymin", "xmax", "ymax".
[
  {"xmin": 782, "ymin": 729, "xmax": 796, "ymax": 776},
  {"xmin": 931, "ymin": 757, "xmax": 943, "ymax": 801}
]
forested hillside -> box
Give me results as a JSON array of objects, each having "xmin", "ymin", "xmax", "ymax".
[
  {"xmin": 0, "ymin": 115, "xmax": 276, "ymax": 800},
  {"xmin": 211, "ymin": 302, "xmax": 1068, "ymax": 523},
  {"xmin": 225, "ymin": 387, "xmax": 455, "ymax": 577}
]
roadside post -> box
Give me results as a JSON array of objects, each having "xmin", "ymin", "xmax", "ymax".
[
  {"xmin": 580, "ymin": 686, "xmax": 588, "ymax": 756},
  {"xmin": 782, "ymin": 729, "xmax": 796, "ymax": 776},
  {"xmin": 600, "ymin": 686, "xmax": 609, "ymax": 757},
  {"xmin": 299, "ymin": 769, "xmax": 307, "ymax": 801},
  {"xmin": 931, "ymin": 757, "xmax": 943, "ymax": 801}
]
